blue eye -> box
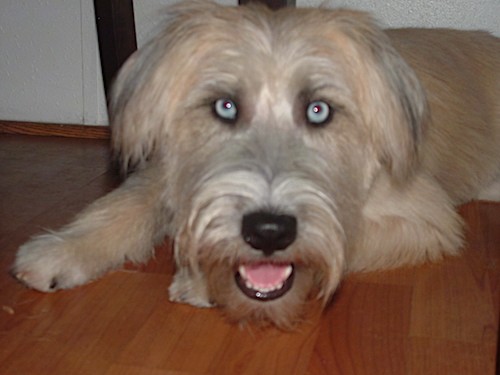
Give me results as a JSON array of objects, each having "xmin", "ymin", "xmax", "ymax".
[
  {"xmin": 306, "ymin": 101, "xmax": 332, "ymax": 126},
  {"xmin": 214, "ymin": 98, "xmax": 238, "ymax": 123}
]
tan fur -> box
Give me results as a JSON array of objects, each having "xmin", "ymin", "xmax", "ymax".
[{"xmin": 13, "ymin": 1, "xmax": 500, "ymax": 329}]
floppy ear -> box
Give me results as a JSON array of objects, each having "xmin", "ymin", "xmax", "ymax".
[
  {"xmin": 109, "ymin": 26, "xmax": 183, "ymax": 173},
  {"xmin": 109, "ymin": 0, "xmax": 224, "ymax": 173},
  {"xmin": 334, "ymin": 11, "xmax": 429, "ymax": 182}
]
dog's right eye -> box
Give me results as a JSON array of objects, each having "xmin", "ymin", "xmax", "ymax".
[
  {"xmin": 213, "ymin": 98, "xmax": 238, "ymax": 124},
  {"xmin": 306, "ymin": 100, "xmax": 333, "ymax": 127}
]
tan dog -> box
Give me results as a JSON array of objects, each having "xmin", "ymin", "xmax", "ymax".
[{"xmin": 13, "ymin": 1, "xmax": 500, "ymax": 328}]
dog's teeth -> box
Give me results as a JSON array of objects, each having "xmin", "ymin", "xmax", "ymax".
[
  {"xmin": 238, "ymin": 263, "xmax": 293, "ymax": 293},
  {"xmin": 247, "ymin": 281, "xmax": 284, "ymax": 294},
  {"xmin": 245, "ymin": 279, "xmax": 268, "ymax": 293},
  {"xmin": 238, "ymin": 265, "xmax": 247, "ymax": 279}
]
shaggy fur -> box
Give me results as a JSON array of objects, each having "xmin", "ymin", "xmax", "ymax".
[{"xmin": 13, "ymin": 1, "xmax": 500, "ymax": 329}]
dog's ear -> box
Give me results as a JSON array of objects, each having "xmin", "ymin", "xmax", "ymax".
[
  {"xmin": 334, "ymin": 11, "xmax": 429, "ymax": 182},
  {"xmin": 109, "ymin": 1, "xmax": 224, "ymax": 173},
  {"xmin": 109, "ymin": 24, "xmax": 186, "ymax": 173},
  {"xmin": 109, "ymin": 50, "xmax": 155, "ymax": 173}
]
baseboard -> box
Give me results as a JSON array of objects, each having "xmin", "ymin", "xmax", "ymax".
[{"xmin": 0, "ymin": 121, "xmax": 110, "ymax": 139}]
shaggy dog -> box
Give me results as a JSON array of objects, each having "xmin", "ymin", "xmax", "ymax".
[{"xmin": 13, "ymin": 1, "xmax": 500, "ymax": 328}]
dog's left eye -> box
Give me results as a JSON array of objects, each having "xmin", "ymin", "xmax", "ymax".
[
  {"xmin": 213, "ymin": 98, "xmax": 238, "ymax": 123},
  {"xmin": 306, "ymin": 101, "xmax": 332, "ymax": 126}
]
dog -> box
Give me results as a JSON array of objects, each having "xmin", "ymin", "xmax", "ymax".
[{"xmin": 12, "ymin": 1, "xmax": 500, "ymax": 329}]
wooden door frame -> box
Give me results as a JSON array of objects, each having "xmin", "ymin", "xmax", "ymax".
[
  {"xmin": 239, "ymin": 0, "xmax": 295, "ymax": 10},
  {"xmin": 94, "ymin": 0, "xmax": 137, "ymax": 98}
]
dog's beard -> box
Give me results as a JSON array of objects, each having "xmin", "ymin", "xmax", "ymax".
[
  {"xmin": 172, "ymin": 135, "xmax": 347, "ymax": 328},
  {"xmin": 203, "ymin": 258, "xmax": 318, "ymax": 328}
]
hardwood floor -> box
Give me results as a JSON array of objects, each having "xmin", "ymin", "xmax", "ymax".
[{"xmin": 0, "ymin": 134, "xmax": 498, "ymax": 374}]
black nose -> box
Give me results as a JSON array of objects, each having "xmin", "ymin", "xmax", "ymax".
[{"xmin": 241, "ymin": 211, "xmax": 297, "ymax": 256}]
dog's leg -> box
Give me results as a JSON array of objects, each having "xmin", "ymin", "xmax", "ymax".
[
  {"xmin": 12, "ymin": 167, "xmax": 170, "ymax": 292},
  {"xmin": 169, "ymin": 266, "xmax": 213, "ymax": 308},
  {"xmin": 349, "ymin": 173, "xmax": 464, "ymax": 272},
  {"xmin": 478, "ymin": 175, "xmax": 500, "ymax": 202}
]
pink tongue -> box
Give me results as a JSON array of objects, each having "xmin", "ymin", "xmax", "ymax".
[{"xmin": 243, "ymin": 263, "xmax": 290, "ymax": 288}]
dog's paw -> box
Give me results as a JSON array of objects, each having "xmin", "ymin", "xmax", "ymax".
[
  {"xmin": 12, "ymin": 234, "xmax": 91, "ymax": 292},
  {"xmin": 169, "ymin": 269, "xmax": 214, "ymax": 308}
]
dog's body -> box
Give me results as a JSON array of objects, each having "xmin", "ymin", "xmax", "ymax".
[{"xmin": 13, "ymin": 1, "xmax": 500, "ymax": 328}]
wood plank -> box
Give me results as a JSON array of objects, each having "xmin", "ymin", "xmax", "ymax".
[
  {"xmin": 309, "ymin": 281, "xmax": 413, "ymax": 374},
  {"xmin": 0, "ymin": 135, "xmax": 115, "ymax": 239},
  {"xmin": 0, "ymin": 121, "xmax": 110, "ymax": 139}
]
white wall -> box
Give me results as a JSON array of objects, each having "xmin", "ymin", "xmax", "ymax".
[
  {"xmin": 0, "ymin": 0, "xmax": 108, "ymax": 125},
  {"xmin": 301, "ymin": 0, "xmax": 500, "ymax": 33},
  {"xmin": 0, "ymin": 0, "xmax": 498, "ymax": 126}
]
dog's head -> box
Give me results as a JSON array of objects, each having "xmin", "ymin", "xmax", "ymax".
[{"xmin": 110, "ymin": 1, "xmax": 428, "ymax": 328}]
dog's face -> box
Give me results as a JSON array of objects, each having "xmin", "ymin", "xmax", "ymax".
[{"xmin": 110, "ymin": 1, "xmax": 427, "ymax": 328}]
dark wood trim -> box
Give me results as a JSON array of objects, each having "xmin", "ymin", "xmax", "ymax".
[
  {"xmin": 239, "ymin": 0, "xmax": 296, "ymax": 9},
  {"xmin": 94, "ymin": 0, "xmax": 137, "ymax": 100},
  {"xmin": 0, "ymin": 121, "xmax": 110, "ymax": 139}
]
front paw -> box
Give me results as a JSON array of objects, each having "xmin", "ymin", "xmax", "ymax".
[
  {"xmin": 169, "ymin": 268, "xmax": 214, "ymax": 308},
  {"xmin": 12, "ymin": 234, "xmax": 90, "ymax": 292}
]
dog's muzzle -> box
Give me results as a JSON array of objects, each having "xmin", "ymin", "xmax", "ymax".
[{"xmin": 236, "ymin": 211, "xmax": 297, "ymax": 301}]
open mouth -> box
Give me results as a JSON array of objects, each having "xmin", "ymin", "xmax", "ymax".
[{"xmin": 235, "ymin": 263, "xmax": 294, "ymax": 301}]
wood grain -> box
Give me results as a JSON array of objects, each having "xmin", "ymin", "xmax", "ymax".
[
  {"xmin": 0, "ymin": 121, "xmax": 110, "ymax": 139},
  {"xmin": 0, "ymin": 134, "xmax": 498, "ymax": 374}
]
